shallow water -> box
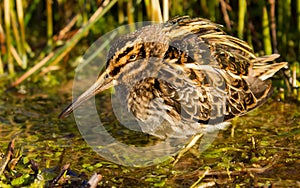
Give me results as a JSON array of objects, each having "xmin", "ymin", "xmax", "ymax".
[{"xmin": 0, "ymin": 83, "xmax": 299, "ymax": 187}]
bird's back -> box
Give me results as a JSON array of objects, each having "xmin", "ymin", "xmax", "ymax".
[
  {"xmin": 126, "ymin": 16, "xmax": 287, "ymax": 138},
  {"xmin": 165, "ymin": 16, "xmax": 286, "ymax": 118}
]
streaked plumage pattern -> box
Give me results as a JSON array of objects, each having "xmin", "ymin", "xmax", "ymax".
[{"xmin": 59, "ymin": 16, "xmax": 287, "ymax": 139}]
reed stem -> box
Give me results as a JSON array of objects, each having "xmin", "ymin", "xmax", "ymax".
[
  {"xmin": 4, "ymin": 0, "xmax": 14, "ymax": 75},
  {"xmin": 238, "ymin": 0, "xmax": 246, "ymax": 39},
  {"xmin": 10, "ymin": 2, "xmax": 22, "ymax": 66},
  {"xmin": 46, "ymin": 0, "xmax": 53, "ymax": 47},
  {"xmin": 0, "ymin": 7, "xmax": 4, "ymax": 74},
  {"xmin": 118, "ymin": 0, "xmax": 124, "ymax": 24},
  {"xmin": 262, "ymin": 5, "xmax": 272, "ymax": 55},
  {"xmin": 297, "ymin": 0, "xmax": 300, "ymax": 58},
  {"xmin": 151, "ymin": 0, "xmax": 163, "ymax": 22},
  {"xmin": 162, "ymin": 0, "xmax": 169, "ymax": 22},
  {"xmin": 16, "ymin": 0, "xmax": 26, "ymax": 68}
]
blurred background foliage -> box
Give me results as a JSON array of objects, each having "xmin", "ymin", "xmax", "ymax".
[{"xmin": 0, "ymin": 0, "xmax": 299, "ymax": 98}]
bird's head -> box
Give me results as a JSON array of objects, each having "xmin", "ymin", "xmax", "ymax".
[{"xmin": 59, "ymin": 25, "xmax": 170, "ymax": 118}]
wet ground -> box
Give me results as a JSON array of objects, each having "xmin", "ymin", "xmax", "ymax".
[{"xmin": 0, "ymin": 82, "xmax": 299, "ymax": 187}]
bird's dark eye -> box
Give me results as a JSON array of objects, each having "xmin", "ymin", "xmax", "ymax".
[{"xmin": 129, "ymin": 54, "xmax": 137, "ymax": 61}]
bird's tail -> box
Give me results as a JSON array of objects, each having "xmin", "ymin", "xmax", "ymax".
[{"xmin": 251, "ymin": 54, "xmax": 288, "ymax": 81}]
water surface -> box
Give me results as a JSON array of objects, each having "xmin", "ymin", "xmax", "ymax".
[{"xmin": 0, "ymin": 83, "xmax": 299, "ymax": 187}]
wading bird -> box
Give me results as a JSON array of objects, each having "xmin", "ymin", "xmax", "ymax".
[{"xmin": 59, "ymin": 16, "xmax": 286, "ymax": 146}]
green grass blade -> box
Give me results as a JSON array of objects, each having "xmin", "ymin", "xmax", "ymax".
[
  {"xmin": 238, "ymin": 0, "xmax": 246, "ymax": 39},
  {"xmin": 16, "ymin": 0, "xmax": 27, "ymax": 68},
  {"xmin": 4, "ymin": 0, "xmax": 14, "ymax": 75},
  {"xmin": 297, "ymin": 0, "xmax": 300, "ymax": 57},
  {"xmin": 46, "ymin": 0, "xmax": 53, "ymax": 47},
  {"xmin": 262, "ymin": 5, "xmax": 272, "ymax": 55}
]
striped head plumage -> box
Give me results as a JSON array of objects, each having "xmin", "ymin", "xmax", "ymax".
[{"xmin": 59, "ymin": 16, "xmax": 287, "ymax": 139}]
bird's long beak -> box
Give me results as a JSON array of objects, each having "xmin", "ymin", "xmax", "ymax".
[{"xmin": 58, "ymin": 70, "xmax": 113, "ymax": 119}]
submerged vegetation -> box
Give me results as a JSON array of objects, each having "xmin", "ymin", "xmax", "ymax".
[{"xmin": 0, "ymin": 0, "xmax": 299, "ymax": 187}]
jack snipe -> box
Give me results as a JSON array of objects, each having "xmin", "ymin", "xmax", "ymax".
[{"xmin": 59, "ymin": 16, "xmax": 287, "ymax": 139}]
